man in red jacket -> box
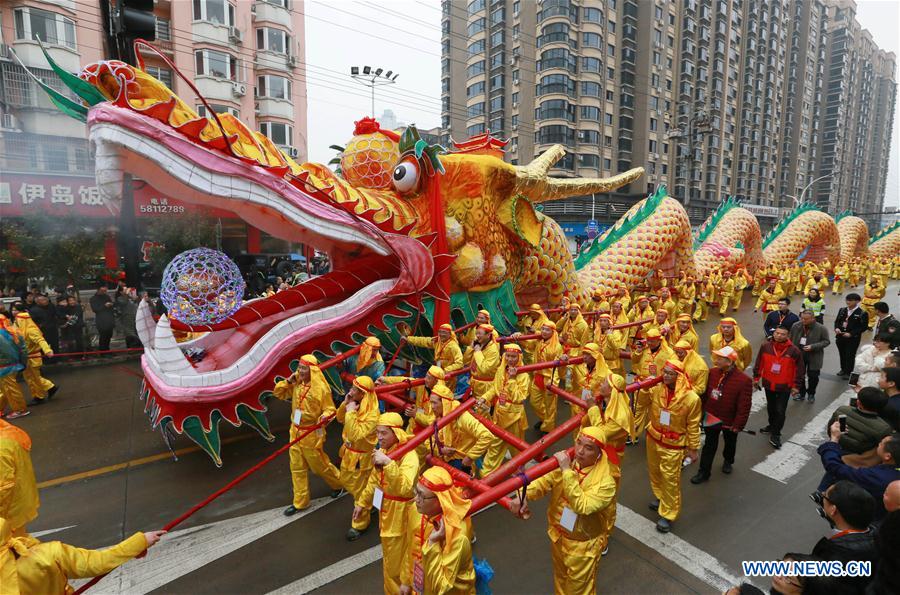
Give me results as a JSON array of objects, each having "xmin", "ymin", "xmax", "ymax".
[
  {"xmin": 691, "ymin": 346, "xmax": 753, "ymax": 484},
  {"xmin": 753, "ymin": 325, "xmax": 805, "ymax": 449}
]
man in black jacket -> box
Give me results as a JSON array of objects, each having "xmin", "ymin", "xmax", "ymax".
[
  {"xmin": 810, "ymin": 480, "xmax": 877, "ymax": 593},
  {"xmin": 30, "ymin": 294, "xmax": 59, "ymax": 353},
  {"xmin": 834, "ymin": 293, "xmax": 869, "ymax": 377},
  {"xmin": 872, "ymin": 302, "xmax": 899, "ymax": 338},
  {"xmin": 57, "ymin": 295, "xmax": 85, "ymax": 354},
  {"xmin": 89, "ymin": 285, "xmax": 115, "ymax": 352},
  {"xmin": 764, "ymin": 298, "xmax": 800, "ymax": 339}
]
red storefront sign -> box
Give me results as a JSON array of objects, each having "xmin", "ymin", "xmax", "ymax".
[{"xmin": 0, "ymin": 173, "xmax": 236, "ymax": 219}]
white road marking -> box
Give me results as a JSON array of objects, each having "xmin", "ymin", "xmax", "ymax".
[
  {"xmin": 71, "ymin": 497, "xmax": 341, "ymax": 594},
  {"xmin": 614, "ymin": 506, "xmax": 749, "ymax": 592},
  {"xmin": 268, "ymin": 544, "xmax": 383, "ymax": 595},
  {"xmin": 31, "ymin": 524, "xmax": 77, "ymax": 538},
  {"xmin": 750, "ymin": 390, "xmax": 766, "ymax": 413},
  {"xmin": 750, "ymin": 391, "xmax": 847, "ymax": 483}
]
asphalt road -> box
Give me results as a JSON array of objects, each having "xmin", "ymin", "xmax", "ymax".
[{"xmin": 12, "ymin": 281, "xmax": 898, "ymax": 594}]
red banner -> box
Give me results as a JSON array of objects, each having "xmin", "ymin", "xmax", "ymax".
[{"xmin": 0, "ymin": 173, "xmax": 236, "ymax": 220}]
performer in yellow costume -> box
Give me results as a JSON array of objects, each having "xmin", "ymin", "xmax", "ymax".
[
  {"xmin": 478, "ymin": 343, "xmax": 530, "ymax": 475},
  {"xmin": 344, "ymin": 336, "xmax": 385, "ymax": 382},
  {"xmin": 0, "ymin": 315, "xmax": 29, "ymax": 419},
  {"xmin": 647, "ymin": 308, "xmax": 673, "ymax": 340},
  {"xmin": 731, "ymin": 268, "xmax": 750, "ymax": 311},
  {"xmin": 593, "ymin": 314, "xmax": 625, "ymax": 374},
  {"xmin": 273, "ymin": 354, "xmax": 343, "ymax": 515},
  {"xmin": 517, "ymin": 321, "xmax": 563, "ymax": 433},
  {"xmin": 670, "ymin": 314, "xmax": 699, "ymax": 351},
  {"xmin": 717, "ymin": 271, "xmax": 736, "ymax": 315},
  {"xmin": 558, "ymin": 304, "xmax": 591, "ymax": 358},
  {"xmin": 428, "ymin": 384, "xmax": 492, "ymax": 474},
  {"xmin": 379, "ymin": 366, "xmax": 444, "ymax": 436},
  {"xmin": 569, "ymin": 343, "xmax": 610, "ymax": 418},
  {"xmin": 672, "ymin": 339, "xmax": 710, "ymax": 395},
  {"xmin": 645, "ymin": 359, "xmax": 702, "ymax": 532},
  {"xmin": 509, "ymin": 427, "xmax": 616, "ymax": 595},
  {"xmin": 658, "ymin": 287, "xmax": 678, "ymax": 320},
  {"xmin": 401, "ymin": 323, "xmax": 463, "ymax": 386},
  {"xmin": 354, "ymin": 412, "xmax": 418, "ymax": 594},
  {"xmin": 862, "ymin": 277, "xmax": 886, "ymax": 328},
  {"xmin": 580, "ymin": 373, "xmax": 634, "ymax": 555},
  {"xmin": 403, "ymin": 467, "xmax": 475, "ymax": 595},
  {"xmin": 337, "ymin": 375, "xmax": 379, "ymax": 540},
  {"xmin": 676, "ymin": 277, "xmax": 696, "ymax": 317},
  {"xmin": 832, "ymin": 261, "xmax": 849, "ymax": 295},
  {"xmin": 754, "ymin": 279, "xmax": 785, "ymax": 313},
  {"xmin": 0, "ymin": 420, "xmax": 39, "ymax": 539},
  {"xmin": 692, "ymin": 278, "xmax": 714, "ymax": 322},
  {"xmin": 0, "ymin": 518, "xmax": 165, "ymax": 595},
  {"xmin": 466, "ymin": 324, "xmax": 501, "ymax": 400},
  {"xmin": 803, "ymin": 271, "xmax": 829, "ymax": 296},
  {"xmin": 11, "ymin": 310, "xmax": 57, "ymax": 405},
  {"xmin": 631, "ymin": 328, "xmax": 674, "ymax": 439},
  {"xmin": 459, "ymin": 309, "xmax": 492, "ymax": 357},
  {"xmin": 709, "ymin": 318, "xmax": 753, "ymax": 371}
]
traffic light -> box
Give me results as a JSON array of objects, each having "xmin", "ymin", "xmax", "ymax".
[{"xmin": 102, "ymin": 0, "xmax": 156, "ymax": 64}]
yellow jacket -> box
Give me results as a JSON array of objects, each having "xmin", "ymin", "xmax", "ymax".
[
  {"xmin": 357, "ymin": 446, "xmax": 418, "ymax": 540},
  {"xmin": 571, "ymin": 360, "xmax": 610, "ymax": 399},
  {"xmin": 336, "ymin": 393, "xmax": 378, "ymax": 466},
  {"xmin": 481, "ymin": 364, "xmax": 530, "ymax": 430},
  {"xmin": 0, "ymin": 421, "xmax": 39, "ymax": 533},
  {"xmin": 709, "ymin": 334, "xmax": 753, "ymax": 371},
  {"xmin": 380, "ymin": 376, "xmax": 442, "ymax": 432},
  {"xmin": 593, "ymin": 329, "xmax": 624, "ymax": 372},
  {"xmin": 803, "ymin": 278, "xmax": 829, "ymax": 294},
  {"xmin": 521, "ymin": 337, "xmax": 563, "ymax": 382},
  {"xmin": 632, "ymin": 344, "xmax": 674, "ymax": 379},
  {"xmin": 5, "ymin": 530, "xmax": 147, "ymax": 595},
  {"xmin": 406, "ymin": 336, "xmax": 463, "ymax": 373},
  {"xmin": 680, "ymin": 351, "xmax": 709, "ymax": 395},
  {"xmin": 407, "ymin": 511, "xmax": 476, "ymax": 595},
  {"xmin": 13, "ymin": 314, "xmax": 51, "ymax": 362},
  {"xmin": 432, "ymin": 406, "xmax": 492, "ymax": 461},
  {"xmin": 272, "ymin": 376, "xmax": 335, "ymax": 449},
  {"xmin": 718, "ymin": 278, "xmax": 736, "ymax": 298},
  {"xmin": 558, "ymin": 315, "xmax": 591, "ymax": 356},
  {"xmin": 670, "ymin": 327, "xmax": 699, "ymax": 351},
  {"xmin": 527, "ymin": 461, "xmax": 616, "ymax": 542},
  {"xmin": 645, "ymin": 384, "xmax": 702, "ymax": 450},
  {"xmin": 755, "ymin": 286, "xmax": 785, "ymax": 311},
  {"xmin": 469, "ymin": 341, "xmax": 501, "ymax": 392}
]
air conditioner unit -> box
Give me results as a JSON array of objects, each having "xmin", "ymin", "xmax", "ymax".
[
  {"xmin": 1, "ymin": 113, "xmax": 19, "ymax": 130},
  {"xmin": 288, "ymin": 55, "xmax": 298, "ymax": 68},
  {"xmin": 233, "ymin": 83, "xmax": 246, "ymax": 97},
  {"xmin": 229, "ymin": 27, "xmax": 243, "ymax": 44}
]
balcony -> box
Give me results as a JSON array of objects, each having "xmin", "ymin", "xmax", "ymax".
[
  {"xmin": 195, "ymin": 77, "xmax": 242, "ymax": 102},
  {"xmin": 192, "ymin": 20, "xmax": 232, "ymax": 46},
  {"xmin": 256, "ymin": 97, "xmax": 293, "ymax": 119},
  {"xmin": 255, "ymin": 50, "xmax": 292, "ymax": 72},
  {"xmin": 11, "ymin": 39, "xmax": 79, "ymax": 72},
  {"xmin": 253, "ymin": 0, "xmax": 292, "ymax": 28}
]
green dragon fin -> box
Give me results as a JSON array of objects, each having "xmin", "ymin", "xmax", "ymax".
[{"xmin": 182, "ymin": 414, "xmax": 223, "ymax": 467}]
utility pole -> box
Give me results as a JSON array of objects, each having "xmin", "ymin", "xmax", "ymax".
[
  {"xmin": 667, "ymin": 107, "xmax": 710, "ymax": 208},
  {"xmin": 100, "ymin": 0, "xmax": 155, "ymax": 289},
  {"xmin": 350, "ymin": 66, "xmax": 398, "ymax": 118}
]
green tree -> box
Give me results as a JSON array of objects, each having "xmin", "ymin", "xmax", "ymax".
[{"xmin": 145, "ymin": 213, "xmax": 218, "ymax": 276}]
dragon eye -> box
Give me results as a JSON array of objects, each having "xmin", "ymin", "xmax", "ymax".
[{"xmin": 392, "ymin": 161, "xmax": 419, "ymax": 193}]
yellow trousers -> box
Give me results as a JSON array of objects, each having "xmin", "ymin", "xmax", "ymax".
[
  {"xmin": 692, "ymin": 301, "xmax": 707, "ymax": 321},
  {"xmin": 863, "ymin": 303, "xmax": 878, "ymax": 329},
  {"xmin": 718, "ymin": 295, "xmax": 732, "ymax": 315},
  {"xmin": 341, "ymin": 457, "xmax": 373, "ymax": 530},
  {"xmin": 288, "ymin": 437, "xmax": 341, "ymax": 509},
  {"xmin": 0, "ymin": 375, "xmax": 27, "ymax": 413},
  {"xmin": 23, "ymin": 363, "xmax": 54, "ymax": 400},
  {"xmin": 550, "ymin": 533, "xmax": 602, "ymax": 595},
  {"xmin": 633, "ymin": 389, "xmax": 652, "ymax": 436},
  {"xmin": 646, "ymin": 439, "xmax": 684, "ymax": 521},
  {"xmin": 529, "ymin": 382, "xmax": 557, "ymax": 432},
  {"xmin": 482, "ymin": 420, "xmax": 523, "ymax": 476},
  {"xmin": 381, "ymin": 532, "xmax": 411, "ymax": 595},
  {"xmin": 731, "ymin": 290, "xmax": 744, "ymax": 311},
  {"xmin": 832, "ymin": 279, "xmax": 843, "ymax": 294}
]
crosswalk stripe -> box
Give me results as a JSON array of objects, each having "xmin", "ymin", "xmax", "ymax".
[{"xmin": 268, "ymin": 545, "xmax": 383, "ymax": 594}]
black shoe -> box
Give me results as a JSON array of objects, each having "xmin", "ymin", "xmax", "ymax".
[
  {"xmin": 690, "ymin": 471, "xmax": 710, "ymax": 484},
  {"xmin": 346, "ymin": 527, "xmax": 367, "ymax": 541},
  {"xmin": 656, "ymin": 518, "xmax": 672, "ymax": 533},
  {"xmin": 601, "ymin": 545, "xmax": 609, "ymax": 556},
  {"xmin": 330, "ymin": 488, "xmax": 345, "ymax": 499},
  {"xmin": 760, "ymin": 425, "xmax": 771, "ymax": 434},
  {"xmin": 807, "ymin": 394, "xmax": 815, "ymax": 403},
  {"xmin": 722, "ymin": 462, "xmax": 733, "ymax": 474},
  {"xmin": 533, "ymin": 421, "xmax": 542, "ymax": 431},
  {"xmin": 648, "ymin": 498, "xmax": 660, "ymax": 511},
  {"xmin": 769, "ymin": 436, "xmax": 782, "ymax": 449},
  {"xmin": 283, "ymin": 505, "xmax": 303, "ymax": 517},
  {"xmin": 29, "ymin": 398, "xmax": 45, "ymax": 406},
  {"xmin": 792, "ymin": 393, "xmax": 805, "ymax": 401},
  {"xmin": 47, "ymin": 385, "xmax": 59, "ymax": 400}
]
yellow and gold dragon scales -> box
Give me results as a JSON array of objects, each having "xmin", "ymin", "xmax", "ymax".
[{"xmin": 24, "ymin": 48, "xmax": 898, "ymax": 462}]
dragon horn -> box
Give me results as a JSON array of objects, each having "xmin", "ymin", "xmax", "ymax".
[{"xmin": 514, "ymin": 145, "xmax": 645, "ymax": 202}]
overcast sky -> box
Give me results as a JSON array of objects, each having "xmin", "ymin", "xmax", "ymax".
[{"xmin": 304, "ymin": 0, "xmax": 899, "ymax": 209}]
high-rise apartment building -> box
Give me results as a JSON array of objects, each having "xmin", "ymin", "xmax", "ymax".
[
  {"xmin": 0, "ymin": 0, "xmax": 308, "ymax": 255},
  {"xmin": 443, "ymin": 0, "xmax": 896, "ymax": 230}
]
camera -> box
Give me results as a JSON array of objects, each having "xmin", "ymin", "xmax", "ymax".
[{"xmin": 809, "ymin": 491, "xmax": 824, "ymax": 506}]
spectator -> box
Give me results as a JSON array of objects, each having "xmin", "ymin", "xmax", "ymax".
[
  {"xmin": 90, "ymin": 285, "xmax": 115, "ymax": 352},
  {"xmin": 31, "ymin": 294, "xmax": 59, "ymax": 354},
  {"xmin": 834, "ymin": 293, "xmax": 869, "ymax": 377},
  {"xmin": 789, "ymin": 310, "xmax": 830, "ymax": 403},
  {"xmin": 880, "ymin": 368, "xmax": 900, "ymax": 420},
  {"xmin": 57, "ymin": 295, "xmax": 86, "ymax": 354},
  {"xmin": 810, "ymin": 481, "xmax": 877, "ymax": 594},
  {"xmin": 764, "ymin": 298, "xmax": 800, "ymax": 339},
  {"xmin": 853, "ymin": 334, "xmax": 896, "ymax": 388},
  {"xmin": 691, "ymin": 346, "xmax": 752, "ymax": 484},
  {"xmin": 869, "ymin": 507, "xmax": 900, "ymax": 595},
  {"xmin": 825, "ymin": 387, "xmax": 892, "ymax": 456},
  {"xmin": 817, "ymin": 428, "xmax": 900, "ymax": 519},
  {"xmin": 884, "ymin": 480, "xmax": 900, "ymax": 513},
  {"xmin": 753, "ymin": 326, "xmax": 805, "ymax": 449},
  {"xmin": 115, "ymin": 287, "xmax": 141, "ymax": 348},
  {"xmin": 23, "ymin": 292, "xmax": 36, "ymax": 310},
  {"xmin": 801, "ymin": 287, "xmax": 826, "ymax": 324},
  {"xmin": 871, "ymin": 302, "xmax": 899, "ymax": 338}
]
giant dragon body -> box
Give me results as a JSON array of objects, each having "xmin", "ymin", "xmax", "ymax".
[{"xmin": 27, "ymin": 48, "xmax": 900, "ymax": 463}]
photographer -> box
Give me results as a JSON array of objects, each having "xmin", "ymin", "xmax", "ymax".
[
  {"xmin": 825, "ymin": 387, "xmax": 893, "ymax": 456},
  {"xmin": 56, "ymin": 295, "xmax": 85, "ymax": 354}
]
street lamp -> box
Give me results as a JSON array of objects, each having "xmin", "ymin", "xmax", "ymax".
[
  {"xmin": 350, "ymin": 65, "xmax": 398, "ymax": 118},
  {"xmin": 786, "ymin": 174, "xmax": 833, "ymax": 208}
]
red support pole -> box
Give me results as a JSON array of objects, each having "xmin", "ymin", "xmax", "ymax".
[
  {"xmin": 481, "ymin": 411, "xmax": 586, "ymax": 487},
  {"xmin": 514, "ymin": 306, "xmax": 567, "ymax": 317},
  {"xmin": 318, "ymin": 344, "xmax": 362, "ymax": 371},
  {"xmin": 470, "ymin": 412, "xmax": 535, "ymax": 455},
  {"xmin": 547, "ymin": 385, "xmax": 588, "ymax": 410},
  {"xmin": 468, "ymin": 447, "xmax": 576, "ymax": 516},
  {"xmin": 455, "ymin": 321, "xmax": 477, "ymax": 334},
  {"xmin": 497, "ymin": 333, "xmax": 540, "ymax": 343},
  {"xmin": 627, "ymin": 375, "xmax": 663, "ymax": 393},
  {"xmin": 425, "ymin": 456, "xmax": 514, "ymax": 512},
  {"xmin": 386, "ymin": 393, "xmax": 476, "ymax": 461}
]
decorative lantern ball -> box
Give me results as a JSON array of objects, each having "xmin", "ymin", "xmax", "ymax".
[{"xmin": 161, "ymin": 248, "xmax": 245, "ymax": 325}]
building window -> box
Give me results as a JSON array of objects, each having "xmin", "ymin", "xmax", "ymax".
[
  {"xmin": 192, "ymin": 0, "xmax": 235, "ymax": 26},
  {"xmin": 583, "ymin": 32, "xmax": 602, "ymax": 48},
  {"xmin": 536, "ymin": 99, "xmax": 575, "ymax": 122},
  {"xmin": 580, "ymin": 106, "xmax": 601, "ymax": 121},
  {"xmin": 537, "ymin": 74, "xmax": 575, "ymax": 96},
  {"xmin": 256, "ymin": 27, "xmax": 290, "ymax": 54},
  {"xmin": 649, "ymin": 117, "xmax": 657, "ymax": 131},
  {"xmin": 604, "ymin": 112, "xmax": 613, "ymax": 125},
  {"xmin": 581, "ymin": 81, "xmax": 601, "ymax": 97},
  {"xmin": 603, "ymin": 158, "xmax": 612, "ymax": 169},
  {"xmin": 489, "ymin": 96, "xmax": 504, "ymax": 111},
  {"xmin": 584, "ymin": 7, "xmax": 602, "ymax": 22},
  {"xmin": 145, "ymin": 66, "xmax": 174, "ymax": 89},
  {"xmin": 580, "ymin": 129, "xmax": 600, "ymax": 144},
  {"xmin": 604, "ymin": 135, "xmax": 612, "ymax": 147},
  {"xmin": 582, "ymin": 57, "xmax": 602, "ymax": 73},
  {"xmin": 156, "ymin": 18, "xmax": 172, "ymax": 41},
  {"xmin": 467, "ymin": 0, "xmax": 486, "ymax": 14},
  {"xmin": 607, "ymin": 20, "xmax": 616, "ymax": 33},
  {"xmin": 197, "ymin": 104, "xmax": 240, "ymax": 118},
  {"xmin": 536, "ymin": 125, "xmax": 575, "ymax": 145},
  {"xmin": 579, "ymin": 154, "xmax": 601, "ymax": 169},
  {"xmin": 467, "ymin": 123, "xmax": 486, "ymax": 136},
  {"xmin": 256, "ymin": 74, "xmax": 291, "ymax": 100},
  {"xmin": 262, "ymin": 0, "xmax": 289, "ymax": 7},
  {"xmin": 467, "ymin": 18, "xmax": 486, "ymax": 36},
  {"xmin": 259, "ymin": 121, "xmax": 293, "ymax": 146},
  {"xmin": 13, "ymin": 7, "xmax": 76, "ymax": 49},
  {"xmin": 467, "ymin": 102, "xmax": 485, "ymax": 117},
  {"xmin": 195, "ymin": 49, "xmax": 239, "ymax": 80},
  {"xmin": 606, "ymin": 90, "xmax": 613, "ymax": 101},
  {"xmin": 467, "ymin": 39, "xmax": 485, "ymax": 56},
  {"xmin": 467, "ymin": 82, "xmax": 485, "ymax": 97},
  {"xmin": 467, "ymin": 61, "xmax": 486, "ymax": 77}
]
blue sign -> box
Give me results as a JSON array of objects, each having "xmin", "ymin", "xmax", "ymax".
[
  {"xmin": 586, "ymin": 219, "xmax": 600, "ymax": 239},
  {"xmin": 557, "ymin": 222, "xmax": 610, "ymax": 238}
]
